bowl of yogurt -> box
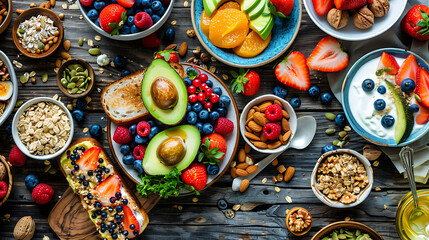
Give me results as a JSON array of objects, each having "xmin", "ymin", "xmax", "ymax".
[{"xmin": 342, "ymin": 48, "xmax": 429, "ymax": 147}]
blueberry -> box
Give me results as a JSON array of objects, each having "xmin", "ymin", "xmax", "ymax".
[
  {"xmin": 377, "ymin": 85, "xmax": 386, "ymax": 94},
  {"xmin": 213, "ymin": 87, "xmax": 222, "ymax": 96},
  {"xmin": 94, "ymin": 1, "xmax": 106, "ymax": 11},
  {"xmin": 144, "ymin": 7, "xmax": 153, "ymax": 16},
  {"xmin": 122, "ymin": 199, "xmax": 128, "ymax": 205},
  {"xmin": 129, "ymin": 124, "xmax": 137, "ymax": 136},
  {"xmin": 362, "ymin": 79, "xmax": 375, "ymax": 92},
  {"xmin": 381, "ymin": 115, "xmax": 395, "ymax": 128},
  {"xmin": 91, "ymin": 213, "xmax": 97, "ymax": 219},
  {"xmin": 116, "ymin": 205, "xmax": 123, "ymax": 212},
  {"xmin": 206, "ymin": 80, "xmax": 213, "ymax": 88},
  {"xmin": 89, "ymin": 124, "xmax": 102, "ymax": 138},
  {"xmin": 115, "ymin": 214, "xmax": 122, "ymax": 222},
  {"xmin": 113, "ymin": 56, "xmax": 127, "ymax": 69},
  {"xmin": 147, "ymin": 120, "xmax": 155, "ymax": 126},
  {"xmin": 374, "ymin": 99, "xmax": 386, "ymax": 111},
  {"xmin": 154, "ymin": 119, "xmax": 164, "ymax": 127},
  {"xmin": 87, "ymin": 9, "xmax": 99, "ymax": 22},
  {"xmin": 217, "ymin": 199, "xmax": 228, "ymax": 210},
  {"xmin": 195, "ymin": 122, "xmax": 203, "ymax": 132},
  {"xmin": 151, "ymin": 0, "xmax": 162, "ymax": 11},
  {"xmin": 95, "ymin": 18, "xmax": 101, "ymax": 28},
  {"xmin": 273, "ymin": 86, "xmax": 288, "ymax": 99},
  {"xmin": 410, "ymin": 104, "xmax": 420, "ymax": 113},
  {"xmin": 76, "ymin": 98, "xmax": 88, "ymax": 110},
  {"xmin": 101, "ymin": 211, "xmax": 108, "ymax": 218},
  {"xmin": 95, "ymin": 202, "xmax": 102, "ymax": 209},
  {"xmin": 24, "ymin": 174, "xmax": 39, "ymax": 191},
  {"xmin": 141, "ymin": 0, "xmax": 152, "ymax": 7},
  {"xmin": 135, "ymin": 135, "xmax": 147, "ymax": 145},
  {"xmin": 164, "ymin": 27, "xmax": 175, "ymax": 40},
  {"xmin": 184, "ymin": 77, "xmax": 192, "ymax": 87},
  {"xmin": 156, "ymin": 6, "xmax": 166, "ymax": 16},
  {"xmin": 401, "ymin": 78, "xmax": 416, "ymax": 93},
  {"xmin": 120, "ymin": 145, "xmax": 131, "ymax": 155},
  {"xmin": 130, "ymin": 224, "xmax": 136, "ymax": 230},
  {"xmin": 148, "ymin": 126, "xmax": 160, "ymax": 139},
  {"xmin": 218, "ymin": 95, "xmax": 231, "ymax": 108},
  {"xmin": 217, "ymin": 107, "xmax": 227, "ymax": 117},
  {"xmin": 126, "ymin": 7, "xmax": 134, "ymax": 16},
  {"xmin": 209, "ymin": 111, "xmax": 220, "ymax": 122},
  {"xmin": 130, "ymin": 24, "xmax": 139, "ymax": 34},
  {"xmin": 290, "ymin": 97, "xmax": 301, "ymax": 108},
  {"xmin": 120, "ymin": 25, "xmax": 131, "ymax": 34},
  {"xmin": 135, "ymin": 0, "xmax": 143, "ymax": 7},
  {"xmin": 334, "ymin": 113, "xmax": 347, "ymax": 127},
  {"xmin": 321, "ymin": 145, "xmax": 337, "ymax": 154},
  {"xmin": 192, "ymin": 102, "xmax": 203, "ymax": 112},
  {"xmin": 199, "ymin": 109, "xmax": 209, "ymax": 120},
  {"xmin": 133, "ymin": 160, "xmax": 144, "ymax": 174},
  {"xmin": 308, "ymin": 85, "xmax": 321, "ymax": 98},
  {"xmin": 207, "ymin": 165, "xmax": 219, "ymax": 175},
  {"xmin": 186, "ymin": 67, "xmax": 199, "ymax": 80},
  {"xmin": 187, "ymin": 111, "xmax": 197, "ymax": 125},
  {"xmin": 202, "ymin": 123, "xmax": 214, "ymax": 135},
  {"xmin": 5, "ymin": 124, "xmax": 11, "ymax": 135},
  {"xmin": 126, "ymin": 16, "xmax": 134, "ymax": 26},
  {"xmin": 151, "ymin": 14, "xmax": 161, "ymax": 24},
  {"xmin": 111, "ymin": 233, "xmax": 118, "ymax": 239},
  {"xmin": 72, "ymin": 109, "xmax": 85, "ymax": 122},
  {"xmin": 321, "ymin": 93, "xmax": 333, "ymax": 104},
  {"xmin": 121, "ymin": 69, "xmax": 131, "ymax": 77}
]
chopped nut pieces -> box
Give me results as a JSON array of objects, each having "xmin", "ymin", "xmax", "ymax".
[{"xmin": 287, "ymin": 208, "xmax": 312, "ymax": 233}]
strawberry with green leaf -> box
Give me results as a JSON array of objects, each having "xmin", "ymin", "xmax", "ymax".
[
  {"xmin": 154, "ymin": 50, "xmax": 179, "ymax": 62},
  {"xmin": 99, "ymin": 4, "xmax": 127, "ymax": 36},
  {"xmin": 401, "ymin": 5, "xmax": 429, "ymax": 41},
  {"xmin": 230, "ymin": 68, "xmax": 260, "ymax": 96},
  {"xmin": 198, "ymin": 133, "xmax": 227, "ymax": 165},
  {"xmin": 268, "ymin": 0, "xmax": 294, "ymax": 18}
]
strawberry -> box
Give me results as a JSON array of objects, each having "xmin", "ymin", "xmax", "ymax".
[
  {"xmin": 199, "ymin": 133, "xmax": 227, "ymax": 164},
  {"xmin": 334, "ymin": 0, "xmax": 367, "ymax": 10},
  {"xmin": 396, "ymin": 54, "xmax": 419, "ymax": 86},
  {"xmin": 180, "ymin": 163, "xmax": 207, "ymax": 191},
  {"xmin": 99, "ymin": 4, "xmax": 127, "ymax": 35},
  {"xmin": 275, "ymin": 51, "xmax": 310, "ymax": 91},
  {"xmin": 376, "ymin": 52, "xmax": 400, "ymax": 75},
  {"xmin": 268, "ymin": 0, "xmax": 294, "ymax": 18},
  {"xmin": 230, "ymin": 69, "xmax": 260, "ymax": 96},
  {"xmin": 307, "ymin": 36, "xmax": 349, "ymax": 72},
  {"xmin": 122, "ymin": 205, "xmax": 140, "ymax": 238},
  {"xmin": 116, "ymin": 0, "xmax": 135, "ymax": 8},
  {"xmin": 416, "ymin": 102, "xmax": 429, "ymax": 125},
  {"xmin": 312, "ymin": 0, "xmax": 334, "ymax": 16},
  {"xmin": 142, "ymin": 33, "xmax": 161, "ymax": 48},
  {"xmin": 155, "ymin": 53, "xmax": 164, "ymax": 60},
  {"xmin": 76, "ymin": 147, "xmax": 101, "ymax": 172},
  {"xmin": 154, "ymin": 50, "xmax": 179, "ymax": 62},
  {"xmin": 93, "ymin": 174, "xmax": 121, "ymax": 206},
  {"xmin": 416, "ymin": 67, "xmax": 429, "ymax": 110},
  {"xmin": 401, "ymin": 5, "xmax": 429, "ymax": 41}
]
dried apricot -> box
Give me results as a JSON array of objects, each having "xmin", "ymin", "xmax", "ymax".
[
  {"xmin": 200, "ymin": 10, "xmax": 211, "ymax": 37},
  {"xmin": 209, "ymin": 8, "xmax": 249, "ymax": 49},
  {"xmin": 233, "ymin": 31, "xmax": 271, "ymax": 58}
]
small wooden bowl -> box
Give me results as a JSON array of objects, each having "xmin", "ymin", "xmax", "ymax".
[
  {"xmin": 56, "ymin": 59, "xmax": 95, "ymax": 99},
  {"xmin": 12, "ymin": 7, "xmax": 64, "ymax": 59},
  {"xmin": 286, "ymin": 207, "xmax": 312, "ymax": 236},
  {"xmin": 0, "ymin": 0, "xmax": 13, "ymax": 35},
  {"xmin": 0, "ymin": 154, "xmax": 12, "ymax": 207},
  {"xmin": 311, "ymin": 221, "xmax": 383, "ymax": 240}
]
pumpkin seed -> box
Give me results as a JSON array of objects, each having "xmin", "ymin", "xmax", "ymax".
[
  {"xmin": 325, "ymin": 113, "xmax": 336, "ymax": 121},
  {"xmin": 15, "ymin": 101, "xmax": 24, "ymax": 107},
  {"xmin": 61, "ymin": 79, "xmax": 67, "ymax": 87},
  {"xmin": 61, "ymin": 62, "xmax": 92, "ymax": 94},
  {"xmin": 18, "ymin": 28, "xmax": 25, "ymax": 34},
  {"xmin": 339, "ymin": 131, "xmax": 347, "ymax": 138},
  {"xmin": 38, "ymin": 42, "xmax": 45, "ymax": 50},
  {"xmin": 67, "ymin": 82, "xmax": 76, "ymax": 89},
  {"xmin": 325, "ymin": 128, "xmax": 336, "ymax": 135},
  {"xmin": 20, "ymin": 74, "xmax": 28, "ymax": 84},
  {"xmin": 78, "ymin": 38, "xmax": 83, "ymax": 46},
  {"xmin": 333, "ymin": 140, "xmax": 341, "ymax": 146},
  {"xmin": 42, "ymin": 72, "xmax": 48, "ymax": 82},
  {"xmin": 71, "ymin": 88, "xmax": 79, "ymax": 94},
  {"xmin": 88, "ymin": 48, "xmax": 101, "ymax": 55}
]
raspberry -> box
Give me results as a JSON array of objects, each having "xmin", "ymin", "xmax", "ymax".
[
  {"xmin": 0, "ymin": 181, "xmax": 8, "ymax": 198},
  {"xmin": 32, "ymin": 183, "xmax": 54, "ymax": 204},
  {"xmin": 80, "ymin": 0, "xmax": 94, "ymax": 6},
  {"xmin": 265, "ymin": 104, "xmax": 283, "ymax": 122},
  {"xmin": 113, "ymin": 126, "xmax": 132, "ymax": 144},
  {"xmin": 214, "ymin": 117, "xmax": 234, "ymax": 135},
  {"xmin": 9, "ymin": 146, "xmax": 26, "ymax": 167},
  {"xmin": 133, "ymin": 145, "xmax": 146, "ymax": 160},
  {"xmin": 134, "ymin": 12, "xmax": 153, "ymax": 30},
  {"xmin": 137, "ymin": 121, "xmax": 151, "ymax": 137},
  {"xmin": 142, "ymin": 33, "xmax": 160, "ymax": 48},
  {"xmin": 263, "ymin": 123, "xmax": 281, "ymax": 140}
]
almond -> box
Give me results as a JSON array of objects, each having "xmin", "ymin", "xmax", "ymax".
[
  {"xmin": 260, "ymin": 132, "xmax": 267, "ymax": 142},
  {"xmin": 164, "ymin": 43, "xmax": 177, "ymax": 50},
  {"xmin": 283, "ymin": 131, "xmax": 292, "ymax": 143},
  {"xmin": 251, "ymin": 140, "xmax": 267, "ymax": 149},
  {"xmin": 268, "ymin": 141, "xmax": 281, "ymax": 149},
  {"xmin": 39, "ymin": 2, "xmax": 45, "ymax": 8},
  {"xmin": 245, "ymin": 126, "xmax": 253, "ymax": 133},
  {"xmin": 55, "ymin": 59, "xmax": 61, "ymax": 68},
  {"xmin": 179, "ymin": 42, "xmax": 187, "ymax": 57},
  {"xmin": 272, "ymin": 158, "xmax": 278, "ymax": 166},
  {"xmin": 252, "ymin": 106, "xmax": 260, "ymax": 112},
  {"xmin": 230, "ymin": 167, "xmax": 237, "ymax": 178},
  {"xmin": 282, "ymin": 110, "xmax": 290, "ymax": 119},
  {"xmin": 244, "ymin": 143, "xmax": 251, "ymax": 153},
  {"xmin": 274, "ymin": 99, "xmax": 282, "ymax": 106},
  {"xmin": 284, "ymin": 167, "xmax": 295, "ymax": 182},
  {"xmin": 247, "ymin": 108, "xmax": 255, "ymax": 120},
  {"xmin": 63, "ymin": 40, "xmax": 71, "ymax": 51},
  {"xmin": 272, "ymin": 176, "xmax": 278, "ymax": 184},
  {"xmin": 245, "ymin": 115, "xmax": 253, "ymax": 126},
  {"xmin": 236, "ymin": 163, "xmax": 249, "ymax": 170},
  {"xmin": 253, "ymin": 112, "xmax": 268, "ymax": 126},
  {"xmin": 240, "ymin": 179, "xmax": 250, "ymax": 192},
  {"xmin": 50, "ymin": 0, "xmax": 56, "ymax": 7},
  {"xmin": 258, "ymin": 101, "xmax": 272, "ymax": 112},
  {"xmin": 282, "ymin": 118, "xmax": 290, "ymax": 132},
  {"xmin": 46, "ymin": 0, "xmax": 51, "ymax": 9},
  {"xmin": 276, "ymin": 173, "xmax": 284, "ymax": 182},
  {"xmin": 246, "ymin": 165, "xmax": 259, "ymax": 174},
  {"xmin": 16, "ymin": 9, "xmax": 24, "ymax": 14},
  {"xmin": 248, "ymin": 121, "xmax": 262, "ymax": 132},
  {"xmin": 279, "ymin": 134, "xmax": 286, "ymax": 145},
  {"xmin": 238, "ymin": 148, "xmax": 246, "ymax": 162},
  {"xmin": 61, "ymin": 52, "xmax": 71, "ymax": 59},
  {"xmin": 236, "ymin": 168, "xmax": 249, "ymax": 177},
  {"xmin": 245, "ymin": 132, "xmax": 260, "ymax": 141}
]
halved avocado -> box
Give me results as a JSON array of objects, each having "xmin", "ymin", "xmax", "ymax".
[
  {"xmin": 141, "ymin": 59, "xmax": 187, "ymax": 125},
  {"xmin": 142, "ymin": 125, "xmax": 201, "ymax": 175},
  {"xmin": 384, "ymin": 80, "xmax": 414, "ymax": 144}
]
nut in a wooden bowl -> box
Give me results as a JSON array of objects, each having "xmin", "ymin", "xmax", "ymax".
[
  {"xmin": 311, "ymin": 221, "xmax": 383, "ymax": 240},
  {"xmin": 286, "ymin": 207, "xmax": 312, "ymax": 236},
  {"xmin": 56, "ymin": 59, "xmax": 95, "ymax": 99},
  {"xmin": 0, "ymin": 154, "xmax": 12, "ymax": 207},
  {"xmin": 0, "ymin": 0, "xmax": 13, "ymax": 35}
]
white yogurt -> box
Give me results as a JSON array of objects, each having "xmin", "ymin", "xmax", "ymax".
[{"xmin": 348, "ymin": 56, "xmax": 423, "ymax": 141}]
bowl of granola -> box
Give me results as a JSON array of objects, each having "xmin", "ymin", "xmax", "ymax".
[
  {"xmin": 0, "ymin": 50, "xmax": 17, "ymax": 127},
  {"xmin": 311, "ymin": 149, "xmax": 373, "ymax": 208},
  {"xmin": 11, "ymin": 97, "xmax": 74, "ymax": 160},
  {"xmin": 12, "ymin": 7, "xmax": 64, "ymax": 59}
]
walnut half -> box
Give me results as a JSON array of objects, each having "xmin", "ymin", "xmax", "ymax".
[{"xmin": 288, "ymin": 209, "xmax": 312, "ymax": 233}]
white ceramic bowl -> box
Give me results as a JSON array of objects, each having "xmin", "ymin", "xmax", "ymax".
[
  {"xmin": 78, "ymin": 1, "xmax": 174, "ymax": 41},
  {"xmin": 11, "ymin": 97, "xmax": 74, "ymax": 160},
  {"xmin": 0, "ymin": 50, "xmax": 18, "ymax": 127},
  {"xmin": 311, "ymin": 149, "xmax": 374, "ymax": 208},
  {"xmin": 240, "ymin": 94, "xmax": 297, "ymax": 154},
  {"xmin": 302, "ymin": 0, "xmax": 407, "ymax": 41}
]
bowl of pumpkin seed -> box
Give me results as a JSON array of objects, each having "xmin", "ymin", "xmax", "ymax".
[{"xmin": 56, "ymin": 59, "xmax": 95, "ymax": 99}]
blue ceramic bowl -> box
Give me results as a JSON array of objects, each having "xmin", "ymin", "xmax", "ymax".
[
  {"xmin": 342, "ymin": 48, "xmax": 429, "ymax": 147},
  {"xmin": 191, "ymin": 0, "xmax": 302, "ymax": 68}
]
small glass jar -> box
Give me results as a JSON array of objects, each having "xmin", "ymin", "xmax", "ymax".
[{"xmin": 396, "ymin": 189, "xmax": 429, "ymax": 240}]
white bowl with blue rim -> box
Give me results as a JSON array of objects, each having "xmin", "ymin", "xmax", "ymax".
[
  {"xmin": 78, "ymin": 0, "xmax": 174, "ymax": 41},
  {"xmin": 341, "ymin": 48, "xmax": 429, "ymax": 147},
  {"xmin": 0, "ymin": 50, "xmax": 18, "ymax": 127},
  {"xmin": 190, "ymin": 0, "xmax": 302, "ymax": 68}
]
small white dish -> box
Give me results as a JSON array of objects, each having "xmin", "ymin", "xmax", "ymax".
[
  {"xmin": 0, "ymin": 50, "xmax": 17, "ymax": 127},
  {"xmin": 240, "ymin": 94, "xmax": 297, "ymax": 154},
  {"xmin": 11, "ymin": 97, "xmax": 74, "ymax": 160},
  {"xmin": 311, "ymin": 149, "xmax": 374, "ymax": 208}
]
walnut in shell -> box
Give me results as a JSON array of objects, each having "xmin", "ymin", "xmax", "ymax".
[
  {"xmin": 353, "ymin": 7, "xmax": 375, "ymax": 29},
  {"xmin": 368, "ymin": 0, "xmax": 390, "ymax": 17},
  {"xmin": 327, "ymin": 8, "xmax": 350, "ymax": 30},
  {"xmin": 13, "ymin": 216, "xmax": 35, "ymax": 240},
  {"xmin": 0, "ymin": 161, "xmax": 6, "ymax": 181}
]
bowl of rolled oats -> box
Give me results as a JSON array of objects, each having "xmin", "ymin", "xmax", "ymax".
[
  {"xmin": 11, "ymin": 97, "xmax": 74, "ymax": 160},
  {"xmin": 0, "ymin": 0, "xmax": 12, "ymax": 35},
  {"xmin": 0, "ymin": 50, "xmax": 17, "ymax": 127},
  {"xmin": 311, "ymin": 149, "xmax": 373, "ymax": 208},
  {"xmin": 12, "ymin": 7, "xmax": 64, "ymax": 59}
]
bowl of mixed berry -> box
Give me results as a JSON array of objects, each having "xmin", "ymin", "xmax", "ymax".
[{"xmin": 79, "ymin": 0, "xmax": 173, "ymax": 40}]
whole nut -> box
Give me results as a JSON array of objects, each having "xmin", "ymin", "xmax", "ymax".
[
  {"xmin": 0, "ymin": 161, "xmax": 6, "ymax": 181},
  {"xmin": 353, "ymin": 7, "xmax": 374, "ymax": 29},
  {"xmin": 368, "ymin": 0, "xmax": 389, "ymax": 17},
  {"xmin": 178, "ymin": 42, "xmax": 187, "ymax": 57},
  {"xmin": 238, "ymin": 148, "xmax": 246, "ymax": 162},
  {"xmin": 327, "ymin": 8, "xmax": 349, "ymax": 30},
  {"xmin": 240, "ymin": 179, "xmax": 250, "ymax": 192},
  {"xmin": 13, "ymin": 216, "xmax": 35, "ymax": 240}
]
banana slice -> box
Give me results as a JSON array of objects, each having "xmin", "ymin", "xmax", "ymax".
[{"xmin": 0, "ymin": 81, "xmax": 13, "ymax": 101}]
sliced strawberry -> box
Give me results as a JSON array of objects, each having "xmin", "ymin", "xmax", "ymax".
[
  {"xmin": 416, "ymin": 67, "xmax": 429, "ymax": 110},
  {"xmin": 76, "ymin": 147, "xmax": 101, "ymax": 172},
  {"xmin": 312, "ymin": 0, "xmax": 334, "ymax": 16},
  {"xmin": 377, "ymin": 52, "xmax": 400, "ymax": 75},
  {"xmin": 275, "ymin": 51, "xmax": 310, "ymax": 90},
  {"xmin": 307, "ymin": 36, "xmax": 349, "ymax": 72},
  {"xmin": 416, "ymin": 102, "xmax": 429, "ymax": 125},
  {"xmin": 93, "ymin": 174, "xmax": 121, "ymax": 206},
  {"xmin": 396, "ymin": 54, "xmax": 419, "ymax": 86},
  {"xmin": 122, "ymin": 205, "xmax": 140, "ymax": 238},
  {"xmin": 116, "ymin": 0, "xmax": 135, "ymax": 8},
  {"xmin": 334, "ymin": 0, "xmax": 367, "ymax": 10},
  {"xmin": 180, "ymin": 163, "xmax": 207, "ymax": 191}
]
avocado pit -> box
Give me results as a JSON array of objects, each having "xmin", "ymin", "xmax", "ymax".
[
  {"xmin": 151, "ymin": 77, "xmax": 178, "ymax": 110},
  {"xmin": 157, "ymin": 136, "xmax": 186, "ymax": 166}
]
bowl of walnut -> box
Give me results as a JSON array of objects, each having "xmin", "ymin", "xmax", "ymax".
[
  {"xmin": 11, "ymin": 97, "xmax": 74, "ymax": 160},
  {"xmin": 311, "ymin": 149, "xmax": 373, "ymax": 208}
]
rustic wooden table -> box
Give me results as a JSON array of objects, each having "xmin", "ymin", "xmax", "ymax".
[{"xmin": 0, "ymin": 0, "xmax": 419, "ymax": 239}]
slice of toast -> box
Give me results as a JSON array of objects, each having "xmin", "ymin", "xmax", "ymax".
[{"xmin": 101, "ymin": 62, "xmax": 186, "ymax": 125}]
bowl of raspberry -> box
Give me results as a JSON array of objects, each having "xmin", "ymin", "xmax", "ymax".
[{"xmin": 78, "ymin": 0, "xmax": 174, "ymax": 41}]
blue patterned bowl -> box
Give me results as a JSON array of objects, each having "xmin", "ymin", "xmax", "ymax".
[
  {"xmin": 342, "ymin": 48, "xmax": 429, "ymax": 147},
  {"xmin": 191, "ymin": 0, "xmax": 302, "ymax": 68}
]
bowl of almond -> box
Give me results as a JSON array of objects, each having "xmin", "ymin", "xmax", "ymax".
[{"xmin": 240, "ymin": 94, "xmax": 297, "ymax": 154}]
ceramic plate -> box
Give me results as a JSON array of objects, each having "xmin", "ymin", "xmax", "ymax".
[
  {"xmin": 342, "ymin": 48, "xmax": 429, "ymax": 147},
  {"xmin": 191, "ymin": 0, "xmax": 302, "ymax": 68},
  {"xmin": 108, "ymin": 63, "xmax": 239, "ymax": 192},
  {"xmin": 0, "ymin": 50, "xmax": 18, "ymax": 127},
  {"xmin": 303, "ymin": 0, "xmax": 407, "ymax": 41}
]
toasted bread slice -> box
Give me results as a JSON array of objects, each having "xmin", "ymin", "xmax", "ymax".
[{"xmin": 101, "ymin": 62, "xmax": 186, "ymax": 125}]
